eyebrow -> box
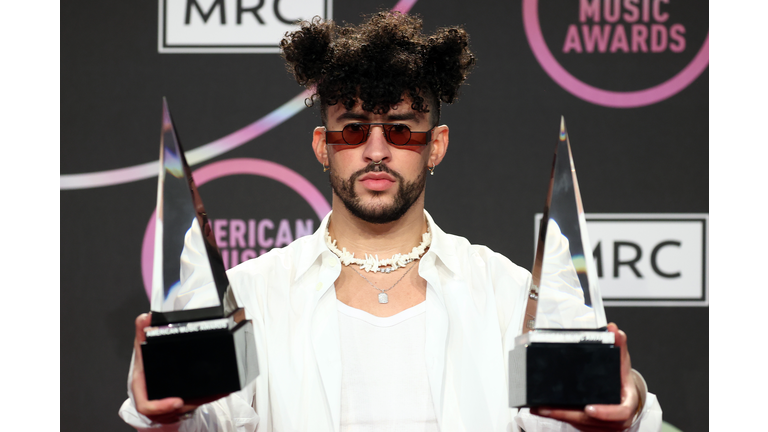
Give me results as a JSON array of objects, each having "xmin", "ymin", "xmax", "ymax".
[
  {"xmin": 336, "ymin": 112, "xmax": 370, "ymax": 121},
  {"xmin": 386, "ymin": 112, "xmax": 417, "ymax": 121}
]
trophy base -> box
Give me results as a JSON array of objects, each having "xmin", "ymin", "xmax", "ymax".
[
  {"xmin": 509, "ymin": 331, "xmax": 620, "ymax": 408},
  {"xmin": 141, "ymin": 309, "xmax": 259, "ymax": 401}
]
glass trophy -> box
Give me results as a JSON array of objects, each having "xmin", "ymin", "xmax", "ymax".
[
  {"xmin": 141, "ymin": 98, "xmax": 259, "ymax": 401},
  {"xmin": 509, "ymin": 118, "xmax": 620, "ymax": 408}
]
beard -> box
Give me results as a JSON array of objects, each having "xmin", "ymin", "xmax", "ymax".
[{"xmin": 329, "ymin": 161, "xmax": 427, "ymax": 224}]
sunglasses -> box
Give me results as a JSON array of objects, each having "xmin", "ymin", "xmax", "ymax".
[{"xmin": 325, "ymin": 123, "xmax": 433, "ymax": 146}]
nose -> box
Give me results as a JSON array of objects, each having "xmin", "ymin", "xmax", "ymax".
[{"xmin": 362, "ymin": 125, "xmax": 392, "ymax": 163}]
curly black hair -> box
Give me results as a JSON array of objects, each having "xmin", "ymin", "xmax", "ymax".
[{"xmin": 280, "ymin": 11, "xmax": 475, "ymax": 124}]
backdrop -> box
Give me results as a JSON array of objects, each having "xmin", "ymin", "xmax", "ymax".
[{"xmin": 61, "ymin": 1, "xmax": 708, "ymax": 430}]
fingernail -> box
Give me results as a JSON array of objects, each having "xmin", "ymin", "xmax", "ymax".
[
  {"xmin": 538, "ymin": 408, "xmax": 551, "ymax": 416},
  {"xmin": 585, "ymin": 405, "xmax": 596, "ymax": 415},
  {"xmin": 173, "ymin": 400, "xmax": 183, "ymax": 409}
]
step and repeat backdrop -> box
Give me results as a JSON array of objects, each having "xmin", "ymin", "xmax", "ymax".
[{"xmin": 61, "ymin": 1, "xmax": 708, "ymax": 431}]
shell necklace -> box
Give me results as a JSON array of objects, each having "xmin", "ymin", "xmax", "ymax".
[{"xmin": 324, "ymin": 224, "xmax": 431, "ymax": 274}]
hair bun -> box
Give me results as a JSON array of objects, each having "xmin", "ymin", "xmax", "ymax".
[
  {"xmin": 280, "ymin": 16, "xmax": 333, "ymax": 86},
  {"xmin": 425, "ymin": 27, "xmax": 474, "ymax": 103}
]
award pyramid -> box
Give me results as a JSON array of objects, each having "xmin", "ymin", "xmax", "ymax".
[
  {"xmin": 526, "ymin": 116, "xmax": 607, "ymax": 332},
  {"xmin": 141, "ymin": 98, "xmax": 258, "ymax": 401},
  {"xmin": 149, "ymin": 97, "xmax": 233, "ymax": 324},
  {"xmin": 509, "ymin": 118, "xmax": 620, "ymax": 408}
]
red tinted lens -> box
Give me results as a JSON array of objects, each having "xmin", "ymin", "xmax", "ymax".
[
  {"xmin": 403, "ymin": 131, "xmax": 430, "ymax": 145},
  {"xmin": 342, "ymin": 124, "xmax": 368, "ymax": 144},
  {"xmin": 325, "ymin": 131, "xmax": 346, "ymax": 144},
  {"xmin": 386, "ymin": 124, "xmax": 412, "ymax": 145}
]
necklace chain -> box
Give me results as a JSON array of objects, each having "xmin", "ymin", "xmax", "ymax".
[
  {"xmin": 350, "ymin": 261, "xmax": 416, "ymax": 294},
  {"xmin": 349, "ymin": 261, "xmax": 417, "ymax": 304}
]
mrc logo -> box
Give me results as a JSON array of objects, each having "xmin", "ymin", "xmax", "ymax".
[
  {"xmin": 158, "ymin": 0, "xmax": 331, "ymax": 53},
  {"xmin": 534, "ymin": 213, "xmax": 708, "ymax": 307},
  {"xmin": 523, "ymin": 0, "xmax": 709, "ymax": 108}
]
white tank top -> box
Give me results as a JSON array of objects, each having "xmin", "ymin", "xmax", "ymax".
[{"xmin": 337, "ymin": 300, "xmax": 439, "ymax": 432}]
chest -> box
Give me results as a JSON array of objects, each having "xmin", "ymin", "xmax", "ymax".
[
  {"xmin": 336, "ymin": 303, "xmax": 439, "ymax": 430},
  {"xmin": 334, "ymin": 263, "xmax": 427, "ymax": 316},
  {"xmin": 257, "ymin": 263, "xmax": 513, "ymax": 431}
]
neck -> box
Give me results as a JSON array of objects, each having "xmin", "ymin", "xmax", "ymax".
[{"xmin": 328, "ymin": 195, "xmax": 428, "ymax": 257}]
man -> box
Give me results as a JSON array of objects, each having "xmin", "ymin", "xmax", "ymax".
[{"xmin": 120, "ymin": 11, "xmax": 662, "ymax": 432}]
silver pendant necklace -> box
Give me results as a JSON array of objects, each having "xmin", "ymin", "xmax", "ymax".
[{"xmin": 349, "ymin": 261, "xmax": 416, "ymax": 304}]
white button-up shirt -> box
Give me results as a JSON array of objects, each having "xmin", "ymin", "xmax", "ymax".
[{"xmin": 120, "ymin": 211, "xmax": 662, "ymax": 432}]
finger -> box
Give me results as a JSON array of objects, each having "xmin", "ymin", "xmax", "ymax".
[
  {"xmin": 145, "ymin": 401, "xmax": 203, "ymax": 424},
  {"xmin": 130, "ymin": 361, "xmax": 148, "ymax": 403},
  {"xmin": 589, "ymin": 369, "xmax": 639, "ymax": 421},
  {"xmin": 133, "ymin": 313, "xmax": 152, "ymax": 373},
  {"xmin": 596, "ymin": 322, "xmax": 640, "ymax": 422},
  {"xmin": 532, "ymin": 407, "xmax": 628, "ymax": 431},
  {"xmin": 131, "ymin": 313, "xmax": 151, "ymax": 405},
  {"xmin": 132, "ymin": 312, "xmax": 183, "ymax": 414},
  {"xmin": 135, "ymin": 313, "xmax": 151, "ymax": 344},
  {"xmin": 610, "ymin": 323, "xmax": 632, "ymax": 393},
  {"xmin": 531, "ymin": 407, "xmax": 608, "ymax": 425},
  {"xmin": 131, "ymin": 354, "xmax": 185, "ymax": 416},
  {"xmin": 584, "ymin": 397, "xmax": 636, "ymax": 422},
  {"xmin": 137, "ymin": 397, "xmax": 186, "ymax": 417},
  {"xmin": 607, "ymin": 323, "xmax": 631, "ymax": 378}
]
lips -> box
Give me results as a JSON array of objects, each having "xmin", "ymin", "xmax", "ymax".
[
  {"xmin": 359, "ymin": 172, "xmax": 395, "ymax": 182},
  {"xmin": 358, "ymin": 172, "xmax": 395, "ymax": 191}
]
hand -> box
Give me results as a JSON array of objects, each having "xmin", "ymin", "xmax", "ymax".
[
  {"xmin": 530, "ymin": 323, "xmax": 640, "ymax": 432},
  {"xmin": 131, "ymin": 313, "xmax": 226, "ymax": 424}
]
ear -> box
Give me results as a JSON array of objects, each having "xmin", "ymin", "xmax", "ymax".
[
  {"xmin": 312, "ymin": 126, "xmax": 328, "ymax": 166},
  {"xmin": 428, "ymin": 125, "xmax": 449, "ymax": 168}
]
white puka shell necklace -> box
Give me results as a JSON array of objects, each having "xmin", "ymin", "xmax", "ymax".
[{"xmin": 324, "ymin": 224, "xmax": 432, "ymax": 273}]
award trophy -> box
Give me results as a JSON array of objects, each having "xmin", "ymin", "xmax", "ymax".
[
  {"xmin": 141, "ymin": 98, "xmax": 259, "ymax": 401},
  {"xmin": 508, "ymin": 118, "xmax": 620, "ymax": 407}
]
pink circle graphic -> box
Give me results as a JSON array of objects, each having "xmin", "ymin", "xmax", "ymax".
[
  {"xmin": 141, "ymin": 158, "xmax": 331, "ymax": 299},
  {"xmin": 522, "ymin": 0, "xmax": 709, "ymax": 108}
]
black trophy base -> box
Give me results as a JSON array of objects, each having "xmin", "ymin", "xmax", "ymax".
[
  {"xmin": 509, "ymin": 342, "xmax": 621, "ymax": 408},
  {"xmin": 142, "ymin": 316, "xmax": 258, "ymax": 401}
]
